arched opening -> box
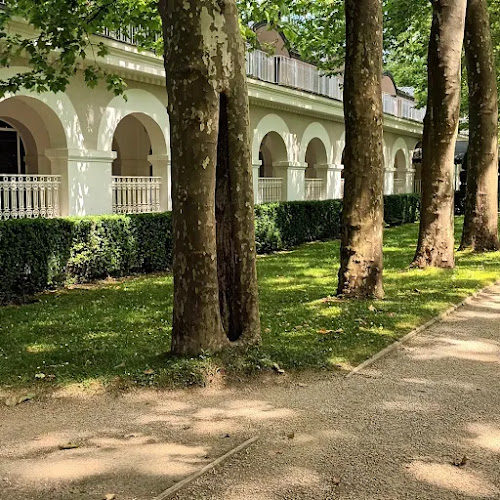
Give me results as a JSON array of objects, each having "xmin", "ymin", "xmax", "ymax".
[
  {"xmin": 259, "ymin": 132, "xmax": 287, "ymax": 178},
  {"xmin": 305, "ymin": 138, "xmax": 327, "ymax": 200},
  {"xmin": 393, "ymin": 149, "xmax": 407, "ymax": 194},
  {"xmin": 0, "ymin": 95, "xmax": 68, "ymax": 219},
  {"xmin": 0, "ymin": 120, "xmax": 27, "ymax": 175},
  {"xmin": 305, "ymin": 138, "xmax": 327, "ymax": 178},
  {"xmin": 258, "ymin": 132, "xmax": 288, "ymax": 203},
  {"xmin": 112, "ymin": 115, "xmax": 153, "ymax": 177},
  {"xmin": 111, "ymin": 113, "xmax": 168, "ymax": 214},
  {"xmin": 412, "ymin": 141, "xmax": 422, "ymax": 193}
]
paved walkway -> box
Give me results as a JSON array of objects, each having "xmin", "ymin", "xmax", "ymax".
[{"xmin": 1, "ymin": 286, "xmax": 500, "ymax": 499}]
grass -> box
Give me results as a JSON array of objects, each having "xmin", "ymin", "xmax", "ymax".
[{"xmin": 1, "ymin": 218, "xmax": 499, "ymax": 390}]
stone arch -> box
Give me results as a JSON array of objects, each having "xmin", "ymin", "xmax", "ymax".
[
  {"xmin": 259, "ymin": 131, "xmax": 288, "ymax": 178},
  {"xmin": 390, "ymin": 138, "xmax": 410, "ymax": 171},
  {"xmin": 0, "ymin": 93, "xmax": 75, "ymax": 175},
  {"xmin": 111, "ymin": 114, "xmax": 158, "ymax": 177},
  {"xmin": 252, "ymin": 113, "xmax": 293, "ymax": 164},
  {"xmin": 393, "ymin": 149, "xmax": 407, "ymax": 194},
  {"xmin": 0, "ymin": 67, "xmax": 83, "ymax": 152},
  {"xmin": 299, "ymin": 122, "xmax": 333, "ymax": 164},
  {"xmin": 97, "ymin": 89, "xmax": 170, "ymax": 157},
  {"xmin": 305, "ymin": 138, "xmax": 328, "ymax": 179}
]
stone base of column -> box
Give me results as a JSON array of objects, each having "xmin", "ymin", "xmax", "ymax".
[{"xmin": 273, "ymin": 161, "xmax": 308, "ymax": 201}]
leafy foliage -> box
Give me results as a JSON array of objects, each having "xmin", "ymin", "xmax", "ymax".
[
  {"xmin": 384, "ymin": 0, "xmax": 432, "ymax": 106},
  {"xmin": 0, "ymin": 0, "xmax": 161, "ymax": 96}
]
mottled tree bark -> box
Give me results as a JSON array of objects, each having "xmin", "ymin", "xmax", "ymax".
[
  {"xmin": 337, "ymin": 0, "xmax": 384, "ymax": 299},
  {"xmin": 412, "ymin": 0, "xmax": 467, "ymax": 268},
  {"xmin": 460, "ymin": 0, "xmax": 499, "ymax": 251},
  {"xmin": 159, "ymin": 0, "xmax": 260, "ymax": 355}
]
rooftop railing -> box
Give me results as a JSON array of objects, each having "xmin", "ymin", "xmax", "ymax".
[{"xmin": 246, "ymin": 50, "xmax": 425, "ymax": 123}]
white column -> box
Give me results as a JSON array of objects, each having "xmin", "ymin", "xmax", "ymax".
[
  {"xmin": 316, "ymin": 163, "xmax": 344, "ymax": 200},
  {"xmin": 405, "ymin": 168, "xmax": 416, "ymax": 193},
  {"xmin": 273, "ymin": 161, "xmax": 308, "ymax": 201},
  {"xmin": 149, "ymin": 154, "xmax": 171, "ymax": 211},
  {"xmin": 384, "ymin": 167, "xmax": 396, "ymax": 195},
  {"xmin": 46, "ymin": 148, "xmax": 116, "ymax": 216},
  {"xmin": 252, "ymin": 160, "xmax": 262, "ymax": 205}
]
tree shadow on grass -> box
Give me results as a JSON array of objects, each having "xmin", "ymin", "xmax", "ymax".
[{"xmin": 0, "ymin": 220, "xmax": 500, "ymax": 388}]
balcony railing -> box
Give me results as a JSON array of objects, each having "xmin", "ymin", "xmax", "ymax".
[
  {"xmin": 112, "ymin": 176, "xmax": 161, "ymax": 214},
  {"xmin": 0, "ymin": 174, "xmax": 61, "ymax": 220},
  {"xmin": 247, "ymin": 50, "xmax": 424, "ymax": 122},
  {"xmin": 305, "ymin": 178, "xmax": 324, "ymax": 201},
  {"xmin": 100, "ymin": 26, "xmax": 161, "ymax": 46},
  {"xmin": 258, "ymin": 178, "xmax": 282, "ymax": 204},
  {"xmin": 245, "ymin": 49, "xmax": 275, "ymax": 83}
]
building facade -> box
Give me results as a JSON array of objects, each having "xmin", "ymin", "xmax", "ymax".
[{"xmin": 0, "ymin": 21, "xmax": 424, "ymax": 220}]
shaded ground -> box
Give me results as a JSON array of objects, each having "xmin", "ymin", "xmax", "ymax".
[
  {"xmin": 1, "ymin": 219, "xmax": 500, "ymax": 388},
  {"xmin": 1, "ymin": 284, "xmax": 500, "ymax": 499}
]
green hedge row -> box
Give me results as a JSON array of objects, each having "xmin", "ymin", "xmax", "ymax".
[{"xmin": 0, "ymin": 194, "xmax": 419, "ymax": 303}]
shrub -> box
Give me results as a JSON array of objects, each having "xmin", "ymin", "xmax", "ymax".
[
  {"xmin": 0, "ymin": 194, "xmax": 420, "ymax": 303},
  {"xmin": 384, "ymin": 193, "xmax": 420, "ymax": 226},
  {"xmin": 0, "ymin": 218, "xmax": 73, "ymax": 303},
  {"xmin": 255, "ymin": 200, "xmax": 343, "ymax": 252}
]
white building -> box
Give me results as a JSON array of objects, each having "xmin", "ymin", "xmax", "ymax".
[{"xmin": 0, "ymin": 21, "xmax": 424, "ymax": 220}]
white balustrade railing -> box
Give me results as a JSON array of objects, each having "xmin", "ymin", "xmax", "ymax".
[
  {"xmin": 258, "ymin": 178, "xmax": 282, "ymax": 204},
  {"xmin": 0, "ymin": 174, "xmax": 61, "ymax": 220},
  {"xmin": 414, "ymin": 179, "xmax": 422, "ymax": 194},
  {"xmin": 305, "ymin": 179, "xmax": 324, "ymax": 201},
  {"xmin": 112, "ymin": 176, "xmax": 162, "ymax": 214}
]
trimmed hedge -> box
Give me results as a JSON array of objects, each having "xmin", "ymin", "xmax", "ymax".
[
  {"xmin": 0, "ymin": 213, "xmax": 173, "ymax": 304},
  {"xmin": 0, "ymin": 194, "xmax": 419, "ymax": 303}
]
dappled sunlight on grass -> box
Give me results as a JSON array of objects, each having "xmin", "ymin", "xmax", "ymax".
[{"xmin": 1, "ymin": 218, "xmax": 500, "ymax": 388}]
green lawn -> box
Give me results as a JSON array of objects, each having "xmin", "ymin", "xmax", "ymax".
[{"xmin": 1, "ymin": 218, "xmax": 499, "ymax": 389}]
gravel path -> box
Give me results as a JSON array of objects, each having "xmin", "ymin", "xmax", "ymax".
[{"xmin": 1, "ymin": 285, "xmax": 500, "ymax": 500}]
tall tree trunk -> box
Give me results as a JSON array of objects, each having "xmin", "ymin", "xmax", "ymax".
[
  {"xmin": 159, "ymin": 0, "xmax": 261, "ymax": 355},
  {"xmin": 337, "ymin": 0, "xmax": 384, "ymax": 299},
  {"xmin": 460, "ymin": 0, "xmax": 499, "ymax": 251},
  {"xmin": 412, "ymin": 0, "xmax": 467, "ymax": 268}
]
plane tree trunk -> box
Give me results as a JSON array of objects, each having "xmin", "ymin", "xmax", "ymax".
[
  {"xmin": 159, "ymin": 0, "xmax": 260, "ymax": 355},
  {"xmin": 412, "ymin": 0, "xmax": 467, "ymax": 268},
  {"xmin": 460, "ymin": 0, "xmax": 500, "ymax": 251},
  {"xmin": 337, "ymin": 0, "xmax": 385, "ymax": 299}
]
